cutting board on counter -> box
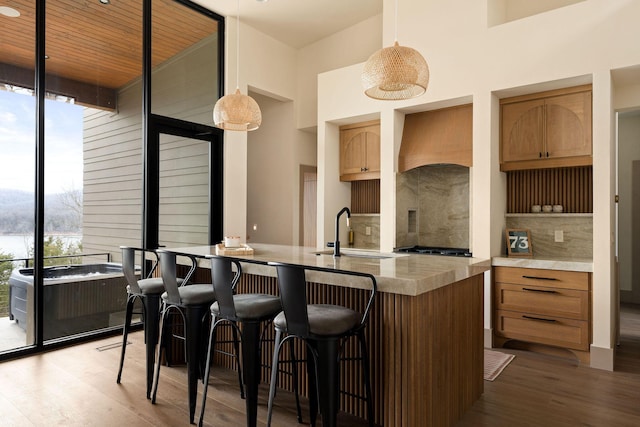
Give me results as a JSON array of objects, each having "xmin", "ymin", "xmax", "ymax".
[{"xmin": 215, "ymin": 243, "xmax": 254, "ymax": 256}]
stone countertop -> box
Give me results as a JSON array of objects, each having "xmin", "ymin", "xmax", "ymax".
[
  {"xmin": 164, "ymin": 243, "xmax": 491, "ymax": 297},
  {"xmin": 492, "ymin": 256, "xmax": 593, "ymax": 272}
]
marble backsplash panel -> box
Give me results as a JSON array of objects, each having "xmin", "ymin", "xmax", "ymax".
[
  {"xmin": 396, "ymin": 165, "xmax": 470, "ymax": 248},
  {"xmin": 350, "ymin": 214, "xmax": 380, "ymax": 250},
  {"xmin": 505, "ymin": 215, "xmax": 593, "ymax": 258}
]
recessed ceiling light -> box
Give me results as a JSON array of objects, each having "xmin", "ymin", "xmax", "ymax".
[
  {"xmin": 0, "ymin": 6, "xmax": 20, "ymax": 17},
  {"xmin": 99, "ymin": 0, "xmax": 110, "ymax": 4}
]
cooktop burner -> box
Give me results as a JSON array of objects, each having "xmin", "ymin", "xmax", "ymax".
[{"xmin": 394, "ymin": 246, "xmax": 472, "ymax": 257}]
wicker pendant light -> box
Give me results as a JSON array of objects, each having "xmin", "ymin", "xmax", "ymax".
[
  {"xmin": 213, "ymin": 0, "xmax": 262, "ymax": 131},
  {"xmin": 361, "ymin": 0, "xmax": 429, "ymax": 100}
]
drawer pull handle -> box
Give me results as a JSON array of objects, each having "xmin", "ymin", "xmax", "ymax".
[
  {"xmin": 522, "ymin": 287, "xmax": 558, "ymax": 294},
  {"xmin": 522, "ymin": 315, "xmax": 557, "ymax": 323},
  {"xmin": 522, "ymin": 275, "xmax": 558, "ymax": 281}
]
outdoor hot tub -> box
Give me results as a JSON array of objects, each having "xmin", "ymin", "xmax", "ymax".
[{"xmin": 9, "ymin": 263, "xmax": 128, "ymax": 340}]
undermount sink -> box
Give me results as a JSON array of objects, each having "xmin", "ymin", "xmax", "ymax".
[{"xmin": 313, "ymin": 249, "xmax": 399, "ymax": 259}]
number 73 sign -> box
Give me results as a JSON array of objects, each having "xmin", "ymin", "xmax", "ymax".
[{"xmin": 506, "ymin": 229, "xmax": 533, "ymax": 257}]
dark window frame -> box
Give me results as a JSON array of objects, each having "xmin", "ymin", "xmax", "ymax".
[{"xmin": 0, "ymin": 0, "xmax": 225, "ymax": 360}]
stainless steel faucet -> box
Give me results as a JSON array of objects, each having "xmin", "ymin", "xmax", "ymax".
[{"xmin": 333, "ymin": 206, "xmax": 351, "ymax": 257}]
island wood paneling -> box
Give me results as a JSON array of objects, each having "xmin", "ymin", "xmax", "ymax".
[
  {"xmin": 191, "ymin": 270, "xmax": 484, "ymax": 427},
  {"xmin": 506, "ymin": 166, "xmax": 593, "ymax": 213}
]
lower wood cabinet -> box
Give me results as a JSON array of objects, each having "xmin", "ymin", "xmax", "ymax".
[{"xmin": 493, "ymin": 266, "xmax": 592, "ymax": 362}]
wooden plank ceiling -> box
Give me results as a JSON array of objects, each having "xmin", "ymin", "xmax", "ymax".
[{"xmin": 0, "ymin": 0, "xmax": 218, "ymax": 107}]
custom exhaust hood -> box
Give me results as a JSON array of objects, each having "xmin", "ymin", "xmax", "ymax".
[
  {"xmin": 398, "ymin": 104, "xmax": 473, "ymax": 172},
  {"xmin": 396, "ymin": 104, "xmax": 473, "ymax": 250}
]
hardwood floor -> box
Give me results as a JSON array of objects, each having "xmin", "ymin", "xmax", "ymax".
[
  {"xmin": 0, "ymin": 329, "xmax": 366, "ymax": 426},
  {"xmin": 0, "ymin": 305, "xmax": 639, "ymax": 426},
  {"xmin": 456, "ymin": 303, "xmax": 640, "ymax": 427}
]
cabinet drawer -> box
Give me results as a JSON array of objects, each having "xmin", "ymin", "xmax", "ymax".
[
  {"xmin": 494, "ymin": 266, "xmax": 589, "ymax": 291},
  {"xmin": 494, "ymin": 282, "xmax": 588, "ymax": 320},
  {"xmin": 494, "ymin": 309, "xmax": 589, "ymax": 351}
]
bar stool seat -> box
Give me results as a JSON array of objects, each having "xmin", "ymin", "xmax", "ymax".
[
  {"xmin": 214, "ymin": 293, "xmax": 281, "ymax": 319},
  {"xmin": 164, "ymin": 284, "xmax": 214, "ymax": 304},
  {"xmin": 198, "ymin": 255, "xmax": 282, "ymax": 427},
  {"xmin": 274, "ymin": 304, "xmax": 361, "ymax": 336}
]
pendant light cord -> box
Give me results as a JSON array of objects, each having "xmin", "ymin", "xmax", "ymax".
[
  {"xmin": 236, "ymin": 0, "xmax": 240, "ymax": 91},
  {"xmin": 394, "ymin": 0, "xmax": 398, "ymax": 43}
]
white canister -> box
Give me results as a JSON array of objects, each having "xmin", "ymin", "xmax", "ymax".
[
  {"xmin": 553, "ymin": 204, "xmax": 563, "ymax": 213},
  {"xmin": 542, "ymin": 205, "xmax": 553, "ymax": 213},
  {"xmin": 224, "ymin": 236, "xmax": 241, "ymax": 247},
  {"xmin": 531, "ymin": 205, "xmax": 541, "ymax": 213}
]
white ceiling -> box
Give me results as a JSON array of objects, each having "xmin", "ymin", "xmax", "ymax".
[{"xmin": 195, "ymin": 0, "xmax": 383, "ymax": 49}]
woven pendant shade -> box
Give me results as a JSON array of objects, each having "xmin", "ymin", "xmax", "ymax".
[
  {"xmin": 213, "ymin": 0, "xmax": 261, "ymax": 131},
  {"xmin": 213, "ymin": 88, "xmax": 262, "ymax": 131},
  {"xmin": 362, "ymin": 41, "xmax": 429, "ymax": 100}
]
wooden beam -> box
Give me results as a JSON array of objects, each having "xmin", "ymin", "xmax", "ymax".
[{"xmin": 0, "ymin": 62, "xmax": 116, "ymax": 111}]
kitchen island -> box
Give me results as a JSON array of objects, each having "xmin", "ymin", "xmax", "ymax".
[{"xmin": 167, "ymin": 244, "xmax": 491, "ymax": 427}]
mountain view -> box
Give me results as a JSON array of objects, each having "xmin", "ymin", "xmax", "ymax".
[{"xmin": 0, "ymin": 188, "xmax": 82, "ymax": 234}]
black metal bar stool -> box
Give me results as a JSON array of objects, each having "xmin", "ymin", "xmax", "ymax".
[
  {"xmin": 266, "ymin": 262, "xmax": 376, "ymax": 427},
  {"xmin": 198, "ymin": 255, "xmax": 282, "ymax": 427},
  {"xmin": 150, "ymin": 250, "xmax": 214, "ymax": 424},
  {"xmin": 117, "ymin": 246, "xmax": 188, "ymax": 399}
]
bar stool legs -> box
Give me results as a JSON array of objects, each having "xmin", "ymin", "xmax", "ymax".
[
  {"xmin": 116, "ymin": 293, "xmax": 136, "ymax": 385},
  {"xmin": 151, "ymin": 304, "xmax": 210, "ymax": 424},
  {"xmin": 117, "ymin": 292, "xmax": 162, "ymax": 400},
  {"xmin": 198, "ymin": 318, "xmax": 246, "ymax": 427},
  {"xmin": 315, "ymin": 339, "xmax": 340, "ymax": 427},
  {"xmin": 143, "ymin": 295, "xmax": 162, "ymax": 399},
  {"xmin": 267, "ymin": 331, "xmax": 321, "ymax": 427}
]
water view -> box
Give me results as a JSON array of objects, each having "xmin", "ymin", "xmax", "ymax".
[{"xmin": 0, "ymin": 235, "xmax": 82, "ymax": 260}]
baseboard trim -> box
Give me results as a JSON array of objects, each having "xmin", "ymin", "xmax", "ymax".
[
  {"xmin": 589, "ymin": 344, "xmax": 615, "ymax": 371},
  {"xmin": 484, "ymin": 327, "xmax": 493, "ymax": 348}
]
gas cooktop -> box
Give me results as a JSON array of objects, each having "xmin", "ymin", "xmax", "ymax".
[{"xmin": 394, "ymin": 246, "xmax": 472, "ymax": 257}]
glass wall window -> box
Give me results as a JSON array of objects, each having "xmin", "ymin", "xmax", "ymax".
[
  {"xmin": 42, "ymin": 1, "xmax": 144, "ymax": 342},
  {"xmin": 0, "ymin": 0, "xmax": 223, "ymax": 354},
  {"xmin": 0, "ymin": 1, "xmax": 36, "ymax": 351},
  {"xmin": 152, "ymin": 0, "xmax": 219, "ymax": 126},
  {"xmin": 152, "ymin": 0, "xmax": 221, "ymax": 249}
]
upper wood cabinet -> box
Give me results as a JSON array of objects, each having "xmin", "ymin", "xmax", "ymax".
[
  {"xmin": 340, "ymin": 120, "xmax": 380, "ymax": 181},
  {"xmin": 399, "ymin": 104, "xmax": 472, "ymax": 172},
  {"xmin": 500, "ymin": 85, "xmax": 592, "ymax": 171}
]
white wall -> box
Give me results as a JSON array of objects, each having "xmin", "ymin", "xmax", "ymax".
[
  {"xmin": 296, "ymin": 14, "xmax": 383, "ymax": 131},
  {"xmin": 617, "ymin": 112, "xmax": 640, "ymax": 302},
  {"xmin": 223, "ymin": 17, "xmax": 320, "ymax": 245},
  {"xmin": 316, "ymin": 0, "xmax": 640, "ymax": 370},
  {"xmin": 246, "ymin": 92, "xmax": 316, "ymax": 245},
  {"xmin": 222, "ymin": 18, "xmax": 298, "ymax": 240}
]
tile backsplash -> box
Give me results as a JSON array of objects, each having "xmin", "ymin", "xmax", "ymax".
[
  {"xmin": 350, "ymin": 214, "xmax": 380, "ymax": 250},
  {"xmin": 505, "ymin": 214, "xmax": 593, "ymax": 258},
  {"xmin": 396, "ymin": 165, "xmax": 470, "ymax": 248}
]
